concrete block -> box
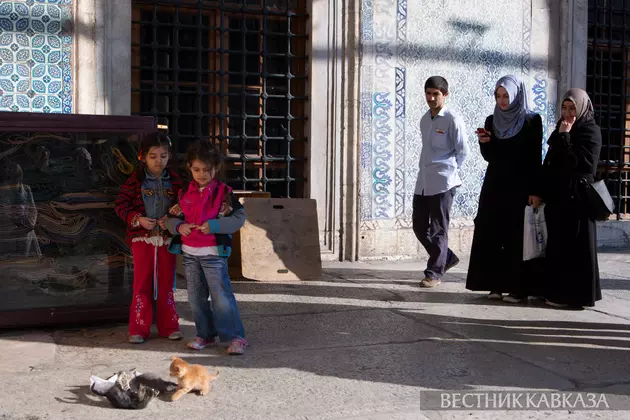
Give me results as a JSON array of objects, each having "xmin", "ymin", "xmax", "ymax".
[
  {"xmin": 359, "ymin": 230, "xmax": 377, "ymax": 257},
  {"xmin": 374, "ymin": 230, "xmax": 398, "ymax": 257},
  {"xmin": 597, "ymin": 221, "xmax": 630, "ymax": 249},
  {"xmin": 397, "ymin": 228, "xmax": 418, "ymax": 257},
  {"xmin": 458, "ymin": 225, "xmax": 475, "ymax": 257},
  {"xmin": 447, "ymin": 228, "xmax": 462, "ymax": 255}
]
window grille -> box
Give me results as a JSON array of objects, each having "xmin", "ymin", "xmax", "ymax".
[
  {"xmin": 131, "ymin": 0, "xmax": 308, "ymax": 198},
  {"xmin": 587, "ymin": 0, "xmax": 630, "ymax": 219}
]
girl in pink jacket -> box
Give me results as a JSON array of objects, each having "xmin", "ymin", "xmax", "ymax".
[{"xmin": 167, "ymin": 140, "xmax": 248, "ymax": 354}]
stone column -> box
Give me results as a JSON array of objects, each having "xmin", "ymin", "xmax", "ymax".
[
  {"xmin": 559, "ymin": 0, "xmax": 588, "ymax": 106},
  {"xmin": 74, "ymin": 0, "xmax": 131, "ymax": 115},
  {"xmin": 308, "ymin": 0, "xmax": 362, "ymax": 261}
]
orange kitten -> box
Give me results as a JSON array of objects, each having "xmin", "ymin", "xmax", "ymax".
[{"xmin": 169, "ymin": 356, "xmax": 219, "ymax": 401}]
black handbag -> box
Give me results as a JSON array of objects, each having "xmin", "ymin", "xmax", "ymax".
[{"xmin": 578, "ymin": 178, "xmax": 615, "ymax": 221}]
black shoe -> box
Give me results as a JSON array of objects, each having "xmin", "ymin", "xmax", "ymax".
[{"xmin": 444, "ymin": 256, "xmax": 460, "ymax": 272}]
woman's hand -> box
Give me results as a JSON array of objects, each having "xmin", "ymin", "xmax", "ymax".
[
  {"xmin": 476, "ymin": 128, "xmax": 490, "ymax": 144},
  {"xmin": 559, "ymin": 117, "xmax": 576, "ymax": 133},
  {"xmin": 177, "ymin": 223, "xmax": 197, "ymax": 236},
  {"xmin": 139, "ymin": 217, "xmax": 156, "ymax": 230},
  {"xmin": 158, "ymin": 216, "xmax": 168, "ymax": 230},
  {"xmin": 528, "ymin": 195, "xmax": 543, "ymax": 208}
]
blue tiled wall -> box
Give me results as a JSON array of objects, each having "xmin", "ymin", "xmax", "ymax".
[
  {"xmin": 360, "ymin": 0, "xmax": 557, "ymax": 228},
  {"xmin": 0, "ymin": 0, "xmax": 72, "ymax": 114}
]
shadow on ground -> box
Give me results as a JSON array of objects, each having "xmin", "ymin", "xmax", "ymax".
[{"xmin": 2, "ymin": 267, "xmax": 630, "ymax": 397}]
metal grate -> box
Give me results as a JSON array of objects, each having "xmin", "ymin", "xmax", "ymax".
[
  {"xmin": 587, "ymin": 0, "xmax": 630, "ymax": 219},
  {"xmin": 131, "ymin": 0, "xmax": 309, "ymax": 198}
]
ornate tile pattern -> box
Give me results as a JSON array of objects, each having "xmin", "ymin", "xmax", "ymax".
[
  {"xmin": 361, "ymin": 0, "xmax": 373, "ymax": 41},
  {"xmin": 394, "ymin": 66, "xmax": 406, "ymax": 218},
  {"xmin": 361, "ymin": 0, "xmax": 557, "ymax": 223},
  {"xmin": 363, "ymin": 0, "xmax": 397, "ymax": 220},
  {"xmin": 0, "ymin": 0, "xmax": 73, "ymax": 114}
]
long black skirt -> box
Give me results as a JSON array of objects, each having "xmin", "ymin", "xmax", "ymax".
[
  {"xmin": 465, "ymin": 189, "xmax": 544, "ymax": 297},
  {"xmin": 542, "ymin": 198, "xmax": 601, "ymax": 307}
]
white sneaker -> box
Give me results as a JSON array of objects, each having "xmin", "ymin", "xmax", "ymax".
[
  {"xmin": 168, "ymin": 331, "xmax": 184, "ymax": 340},
  {"xmin": 488, "ymin": 292, "xmax": 502, "ymax": 300}
]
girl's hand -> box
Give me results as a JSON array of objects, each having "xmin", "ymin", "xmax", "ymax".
[
  {"xmin": 169, "ymin": 204, "xmax": 182, "ymax": 216},
  {"xmin": 559, "ymin": 117, "xmax": 575, "ymax": 133},
  {"xmin": 158, "ymin": 216, "xmax": 168, "ymax": 230},
  {"xmin": 139, "ymin": 217, "xmax": 156, "ymax": 230},
  {"xmin": 178, "ymin": 223, "xmax": 196, "ymax": 236},
  {"xmin": 528, "ymin": 195, "xmax": 543, "ymax": 208},
  {"xmin": 197, "ymin": 221, "xmax": 210, "ymax": 234}
]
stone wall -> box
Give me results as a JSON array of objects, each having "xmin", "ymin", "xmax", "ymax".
[{"xmin": 359, "ymin": 0, "xmax": 559, "ymax": 259}]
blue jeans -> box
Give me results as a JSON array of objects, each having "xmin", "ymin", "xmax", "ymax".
[{"xmin": 182, "ymin": 254, "xmax": 245, "ymax": 341}]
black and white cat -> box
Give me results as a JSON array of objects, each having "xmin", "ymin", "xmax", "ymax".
[{"xmin": 90, "ymin": 368, "xmax": 178, "ymax": 409}]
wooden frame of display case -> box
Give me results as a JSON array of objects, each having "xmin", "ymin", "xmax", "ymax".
[{"xmin": 0, "ymin": 112, "xmax": 157, "ymax": 329}]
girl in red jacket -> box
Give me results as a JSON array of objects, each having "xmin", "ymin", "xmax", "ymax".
[
  {"xmin": 114, "ymin": 133, "xmax": 183, "ymax": 344},
  {"xmin": 167, "ymin": 140, "xmax": 248, "ymax": 355}
]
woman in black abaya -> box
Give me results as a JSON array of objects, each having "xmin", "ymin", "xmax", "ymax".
[
  {"xmin": 465, "ymin": 75, "xmax": 544, "ymax": 303},
  {"xmin": 540, "ymin": 88, "xmax": 602, "ymax": 308}
]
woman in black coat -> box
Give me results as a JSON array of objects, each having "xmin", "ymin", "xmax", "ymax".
[
  {"xmin": 465, "ymin": 75, "xmax": 544, "ymax": 303},
  {"xmin": 540, "ymin": 88, "xmax": 602, "ymax": 308}
]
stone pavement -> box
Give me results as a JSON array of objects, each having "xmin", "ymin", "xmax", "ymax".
[{"xmin": 1, "ymin": 251, "xmax": 630, "ymax": 420}]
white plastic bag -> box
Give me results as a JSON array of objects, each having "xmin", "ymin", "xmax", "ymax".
[{"xmin": 523, "ymin": 204, "xmax": 547, "ymax": 261}]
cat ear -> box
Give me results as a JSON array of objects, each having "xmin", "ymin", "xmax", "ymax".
[{"xmin": 171, "ymin": 356, "xmax": 178, "ymax": 361}]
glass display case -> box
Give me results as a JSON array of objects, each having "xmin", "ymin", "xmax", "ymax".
[{"xmin": 0, "ymin": 112, "xmax": 157, "ymax": 328}]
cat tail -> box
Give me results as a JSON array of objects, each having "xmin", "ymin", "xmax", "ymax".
[{"xmin": 209, "ymin": 369, "xmax": 220, "ymax": 380}]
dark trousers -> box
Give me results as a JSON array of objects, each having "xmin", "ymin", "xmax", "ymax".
[{"xmin": 412, "ymin": 188, "xmax": 458, "ymax": 280}]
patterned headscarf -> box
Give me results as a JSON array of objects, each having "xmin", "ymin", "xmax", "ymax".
[{"xmin": 492, "ymin": 74, "xmax": 532, "ymax": 139}]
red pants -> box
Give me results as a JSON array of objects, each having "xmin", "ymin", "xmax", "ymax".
[{"xmin": 129, "ymin": 241, "xmax": 180, "ymax": 338}]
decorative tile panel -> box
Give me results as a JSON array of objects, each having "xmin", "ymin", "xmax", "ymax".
[
  {"xmin": 361, "ymin": 0, "xmax": 557, "ymax": 224},
  {"xmin": 365, "ymin": 0, "xmax": 398, "ymax": 220},
  {"xmin": 0, "ymin": 0, "xmax": 73, "ymax": 114}
]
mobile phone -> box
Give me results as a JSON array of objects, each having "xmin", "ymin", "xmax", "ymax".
[{"xmin": 476, "ymin": 127, "xmax": 487, "ymax": 135}]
